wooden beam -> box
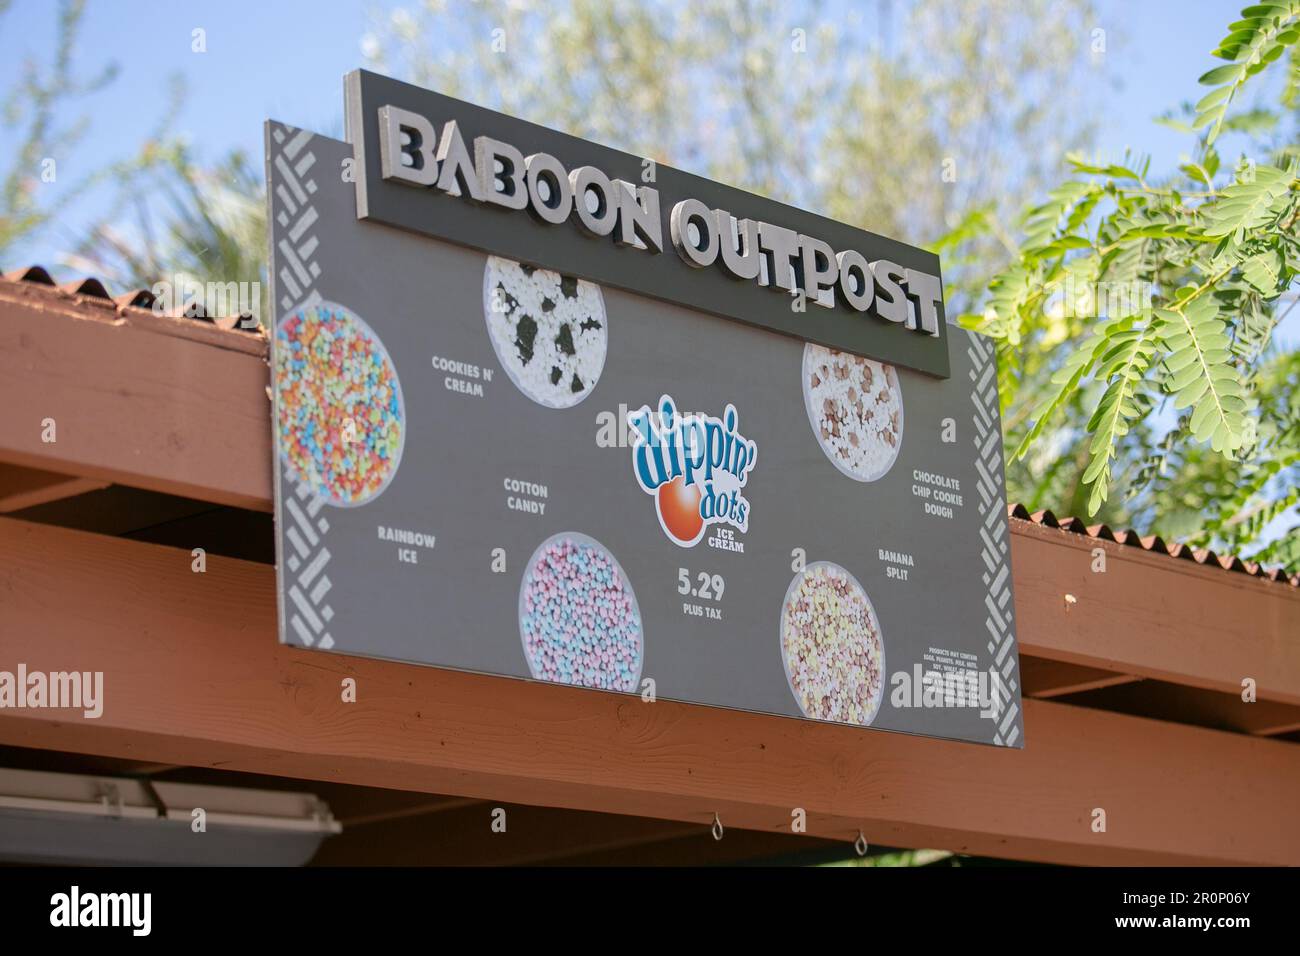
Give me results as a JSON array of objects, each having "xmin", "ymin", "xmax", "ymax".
[
  {"xmin": 3, "ymin": 291, "xmax": 1297, "ymax": 701},
  {"xmin": 316, "ymin": 807, "xmax": 839, "ymax": 866},
  {"xmin": 1052, "ymin": 680, "xmax": 1300, "ymax": 737},
  {"xmin": 1019, "ymin": 658, "xmax": 1142, "ymax": 699},
  {"xmin": 340, "ymin": 797, "xmax": 483, "ymax": 829},
  {"xmin": 1012, "ymin": 520, "xmax": 1300, "ymax": 706},
  {"xmin": 112, "ymin": 767, "xmax": 828, "ymax": 865},
  {"xmin": 311, "ymin": 803, "xmax": 705, "ymax": 866},
  {"xmin": 0, "ymin": 287, "xmax": 271, "ymax": 512},
  {"xmin": 1, "ymin": 517, "xmax": 1297, "ymax": 865},
  {"xmin": 0, "ymin": 464, "xmax": 107, "ymax": 512}
]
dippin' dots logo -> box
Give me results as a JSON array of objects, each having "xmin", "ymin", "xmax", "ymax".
[{"xmin": 629, "ymin": 395, "xmax": 757, "ymax": 547}]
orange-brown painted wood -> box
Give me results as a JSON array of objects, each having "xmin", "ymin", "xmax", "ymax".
[
  {"xmin": 1019, "ymin": 658, "xmax": 1142, "ymax": 698},
  {"xmin": 1047, "ymin": 679, "xmax": 1300, "ymax": 737},
  {"xmin": 1011, "ymin": 521, "xmax": 1300, "ymax": 706},
  {"xmin": 0, "ymin": 287, "xmax": 271, "ymax": 512},
  {"xmin": 0, "ymin": 464, "xmax": 107, "ymax": 512},
  {"xmin": 1, "ymin": 516, "xmax": 1297, "ymax": 865},
  {"xmin": 3, "ymin": 291, "xmax": 1299, "ymax": 705}
]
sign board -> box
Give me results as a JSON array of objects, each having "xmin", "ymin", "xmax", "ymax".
[
  {"xmin": 266, "ymin": 71, "xmax": 1023, "ymax": 747},
  {"xmin": 345, "ymin": 71, "xmax": 951, "ymax": 379}
]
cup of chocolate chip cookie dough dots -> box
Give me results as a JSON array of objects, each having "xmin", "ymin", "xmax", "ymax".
[{"xmin": 802, "ymin": 343, "xmax": 903, "ymax": 483}]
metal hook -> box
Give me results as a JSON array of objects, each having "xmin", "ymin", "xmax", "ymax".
[
  {"xmin": 854, "ymin": 831, "xmax": 868, "ymax": 857},
  {"xmin": 95, "ymin": 783, "xmax": 123, "ymax": 819},
  {"xmin": 711, "ymin": 812, "xmax": 724, "ymax": 841}
]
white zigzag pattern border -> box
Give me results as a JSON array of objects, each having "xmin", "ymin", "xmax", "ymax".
[
  {"xmin": 967, "ymin": 330, "xmax": 1020, "ymax": 746},
  {"xmin": 271, "ymin": 124, "xmax": 335, "ymax": 651}
]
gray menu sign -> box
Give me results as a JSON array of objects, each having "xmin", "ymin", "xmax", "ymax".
[{"xmin": 266, "ymin": 80, "xmax": 1022, "ymax": 748}]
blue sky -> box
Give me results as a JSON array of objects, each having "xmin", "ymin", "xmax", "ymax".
[{"xmin": 0, "ymin": 0, "xmax": 1255, "ymax": 269}]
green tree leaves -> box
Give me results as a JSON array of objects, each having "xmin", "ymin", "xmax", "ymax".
[
  {"xmin": 962, "ymin": 2, "xmax": 1300, "ymax": 570},
  {"xmin": 1082, "ymin": 315, "xmax": 1157, "ymax": 512},
  {"xmin": 1196, "ymin": 2, "xmax": 1300, "ymax": 145},
  {"xmin": 1201, "ymin": 164, "xmax": 1295, "ymax": 239},
  {"xmin": 1157, "ymin": 296, "xmax": 1250, "ymax": 454},
  {"xmin": 0, "ymin": 1, "xmax": 119, "ymax": 257}
]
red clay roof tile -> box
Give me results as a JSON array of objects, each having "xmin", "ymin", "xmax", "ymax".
[{"xmin": 1009, "ymin": 503, "xmax": 1298, "ymax": 587}]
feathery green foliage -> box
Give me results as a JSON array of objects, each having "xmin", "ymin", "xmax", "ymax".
[
  {"xmin": 0, "ymin": 0, "xmax": 118, "ymax": 257},
  {"xmin": 962, "ymin": 2, "xmax": 1300, "ymax": 570}
]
